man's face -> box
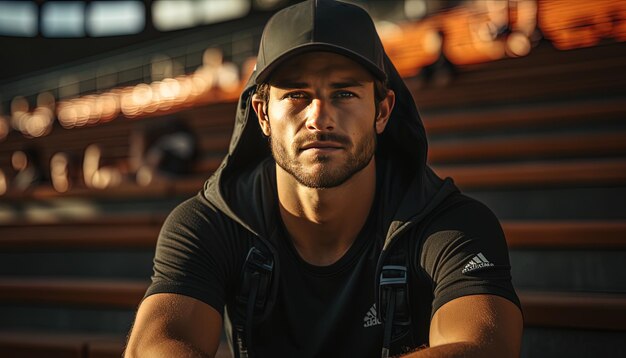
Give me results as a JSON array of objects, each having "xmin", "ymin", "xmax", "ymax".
[{"xmin": 255, "ymin": 52, "xmax": 389, "ymax": 189}]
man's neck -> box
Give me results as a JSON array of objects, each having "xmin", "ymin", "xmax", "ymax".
[{"xmin": 276, "ymin": 159, "xmax": 377, "ymax": 266}]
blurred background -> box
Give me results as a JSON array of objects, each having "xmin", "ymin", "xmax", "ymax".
[{"xmin": 0, "ymin": 0, "xmax": 624, "ymax": 357}]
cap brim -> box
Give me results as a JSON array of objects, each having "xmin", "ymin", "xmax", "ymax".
[{"xmin": 255, "ymin": 43, "xmax": 387, "ymax": 84}]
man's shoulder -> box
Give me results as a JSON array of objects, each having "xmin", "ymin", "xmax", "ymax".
[
  {"xmin": 161, "ymin": 191, "xmax": 249, "ymax": 243},
  {"xmin": 414, "ymin": 193, "xmax": 504, "ymax": 253},
  {"xmin": 427, "ymin": 193, "xmax": 500, "ymax": 232},
  {"xmin": 166, "ymin": 192, "xmax": 221, "ymax": 225}
]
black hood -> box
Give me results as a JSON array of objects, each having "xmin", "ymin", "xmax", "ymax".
[{"xmin": 204, "ymin": 0, "xmax": 457, "ymax": 248}]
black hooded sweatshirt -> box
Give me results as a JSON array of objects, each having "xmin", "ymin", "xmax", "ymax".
[{"xmin": 145, "ymin": 1, "xmax": 519, "ymax": 357}]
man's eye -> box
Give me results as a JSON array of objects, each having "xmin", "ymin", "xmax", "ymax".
[
  {"xmin": 283, "ymin": 92, "xmax": 307, "ymax": 99},
  {"xmin": 334, "ymin": 91, "xmax": 357, "ymax": 99}
]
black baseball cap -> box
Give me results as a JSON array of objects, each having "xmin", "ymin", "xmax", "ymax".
[{"xmin": 254, "ymin": 0, "xmax": 387, "ymax": 84}]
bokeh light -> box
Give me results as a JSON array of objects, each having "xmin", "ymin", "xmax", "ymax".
[
  {"xmin": 98, "ymin": 92, "xmax": 121, "ymax": 122},
  {"xmin": 132, "ymin": 84, "xmax": 153, "ymax": 108},
  {"xmin": 10, "ymin": 96, "xmax": 29, "ymax": 132},
  {"xmin": 37, "ymin": 92, "xmax": 56, "ymax": 111},
  {"xmin": 217, "ymin": 63, "xmax": 240, "ymax": 94},
  {"xmin": 90, "ymin": 166, "xmax": 122, "ymax": 190},
  {"xmin": 50, "ymin": 152, "xmax": 71, "ymax": 193},
  {"xmin": 83, "ymin": 144, "xmax": 122, "ymax": 190},
  {"xmin": 0, "ymin": 115, "xmax": 10, "ymax": 141},
  {"xmin": 11, "ymin": 151, "xmax": 28, "ymax": 171},
  {"xmin": 0, "ymin": 169, "xmax": 6, "ymax": 196},
  {"xmin": 24, "ymin": 107, "xmax": 54, "ymax": 137},
  {"xmin": 506, "ymin": 31, "xmax": 532, "ymax": 57},
  {"xmin": 83, "ymin": 144, "xmax": 102, "ymax": 188},
  {"xmin": 57, "ymin": 101, "xmax": 78, "ymax": 129},
  {"xmin": 136, "ymin": 165, "xmax": 153, "ymax": 187}
]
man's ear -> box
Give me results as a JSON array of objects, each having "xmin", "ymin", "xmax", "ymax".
[
  {"xmin": 375, "ymin": 89, "xmax": 395, "ymax": 134},
  {"xmin": 251, "ymin": 94, "xmax": 271, "ymax": 136}
]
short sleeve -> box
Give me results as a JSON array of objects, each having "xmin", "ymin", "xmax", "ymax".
[
  {"xmin": 144, "ymin": 194, "xmax": 247, "ymax": 316},
  {"xmin": 417, "ymin": 196, "xmax": 521, "ymax": 316}
]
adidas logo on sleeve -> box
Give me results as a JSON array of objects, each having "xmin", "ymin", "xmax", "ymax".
[{"xmin": 462, "ymin": 252, "xmax": 494, "ymax": 274}]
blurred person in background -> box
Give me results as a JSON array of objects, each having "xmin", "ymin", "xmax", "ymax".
[
  {"xmin": 126, "ymin": 1, "xmax": 522, "ymax": 357},
  {"xmin": 130, "ymin": 120, "xmax": 198, "ymax": 187}
]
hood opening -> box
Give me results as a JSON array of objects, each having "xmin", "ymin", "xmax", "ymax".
[{"xmin": 203, "ymin": 0, "xmax": 456, "ymax": 241}]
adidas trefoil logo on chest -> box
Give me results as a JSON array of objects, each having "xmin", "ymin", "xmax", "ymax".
[
  {"xmin": 462, "ymin": 252, "xmax": 494, "ymax": 274},
  {"xmin": 363, "ymin": 303, "xmax": 382, "ymax": 328}
]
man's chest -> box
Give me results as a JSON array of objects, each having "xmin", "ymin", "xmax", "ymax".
[{"xmin": 253, "ymin": 246, "xmax": 385, "ymax": 357}]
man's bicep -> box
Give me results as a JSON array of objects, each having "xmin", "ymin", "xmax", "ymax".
[
  {"xmin": 127, "ymin": 293, "xmax": 223, "ymax": 357},
  {"xmin": 429, "ymin": 294, "xmax": 523, "ymax": 356},
  {"xmin": 418, "ymin": 198, "xmax": 521, "ymax": 315},
  {"xmin": 147, "ymin": 197, "xmax": 240, "ymax": 316}
]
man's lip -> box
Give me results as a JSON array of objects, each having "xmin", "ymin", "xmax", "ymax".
[{"xmin": 300, "ymin": 141, "xmax": 344, "ymax": 150}]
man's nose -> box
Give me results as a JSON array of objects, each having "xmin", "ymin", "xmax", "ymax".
[{"xmin": 305, "ymin": 98, "xmax": 334, "ymax": 131}]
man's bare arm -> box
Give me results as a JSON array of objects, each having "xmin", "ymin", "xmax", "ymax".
[
  {"xmin": 125, "ymin": 293, "xmax": 223, "ymax": 358},
  {"xmin": 402, "ymin": 294, "xmax": 523, "ymax": 357}
]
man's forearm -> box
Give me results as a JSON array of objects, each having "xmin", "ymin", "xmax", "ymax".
[
  {"xmin": 125, "ymin": 338, "xmax": 212, "ymax": 358},
  {"xmin": 400, "ymin": 342, "xmax": 501, "ymax": 358}
]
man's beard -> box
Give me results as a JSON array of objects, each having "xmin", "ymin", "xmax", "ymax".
[{"xmin": 269, "ymin": 126, "xmax": 376, "ymax": 189}]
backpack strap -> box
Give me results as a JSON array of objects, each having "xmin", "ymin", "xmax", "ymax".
[
  {"xmin": 377, "ymin": 191, "xmax": 465, "ymax": 357},
  {"xmin": 232, "ymin": 246, "xmax": 274, "ymax": 358},
  {"xmin": 378, "ymin": 248, "xmax": 413, "ymax": 358}
]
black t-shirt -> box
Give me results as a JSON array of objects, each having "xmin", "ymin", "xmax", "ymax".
[
  {"xmin": 146, "ymin": 190, "xmax": 520, "ymax": 357},
  {"xmin": 253, "ymin": 198, "xmax": 384, "ymax": 357}
]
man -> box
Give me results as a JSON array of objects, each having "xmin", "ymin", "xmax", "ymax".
[{"xmin": 126, "ymin": 1, "xmax": 523, "ymax": 357}]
